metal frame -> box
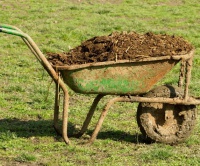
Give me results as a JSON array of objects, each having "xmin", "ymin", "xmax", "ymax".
[{"xmin": 0, "ymin": 24, "xmax": 200, "ymax": 144}]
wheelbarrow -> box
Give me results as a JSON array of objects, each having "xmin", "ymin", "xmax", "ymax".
[{"xmin": 0, "ymin": 24, "xmax": 200, "ymax": 145}]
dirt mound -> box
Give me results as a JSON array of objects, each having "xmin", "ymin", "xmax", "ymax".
[{"xmin": 47, "ymin": 32, "xmax": 193, "ymax": 66}]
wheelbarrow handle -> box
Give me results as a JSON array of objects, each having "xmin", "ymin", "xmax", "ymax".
[
  {"xmin": 0, "ymin": 24, "xmax": 69, "ymax": 101},
  {"xmin": 0, "ymin": 24, "xmax": 23, "ymax": 32},
  {"xmin": 0, "ymin": 24, "xmax": 71, "ymax": 144},
  {"xmin": 0, "ymin": 26, "xmax": 25, "ymax": 37},
  {"xmin": 0, "ymin": 25, "xmax": 45, "ymax": 65},
  {"xmin": 0, "ymin": 24, "xmax": 58, "ymax": 82}
]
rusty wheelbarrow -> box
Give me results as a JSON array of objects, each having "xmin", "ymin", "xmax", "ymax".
[{"xmin": 0, "ymin": 24, "xmax": 200, "ymax": 145}]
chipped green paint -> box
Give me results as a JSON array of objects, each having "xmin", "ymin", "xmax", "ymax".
[
  {"xmin": 67, "ymin": 77, "xmax": 141, "ymax": 94},
  {"xmin": 0, "ymin": 26, "xmax": 25, "ymax": 37},
  {"xmin": 61, "ymin": 60, "xmax": 177, "ymax": 95}
]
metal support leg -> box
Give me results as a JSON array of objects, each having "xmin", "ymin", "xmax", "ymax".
[
  {"xmin": 62, "ymin": 90, "xmax": 70, "ymax": 144},
  {"xmin": 53, "ymin": 82, "xmax": 61, "ymax": 135},
  {"xmin": 75, "ymin": 94, "xmax": 104, "ymax": 138},
  {"xmin": 53, "ymin": 72, "xmax": 70, "ymax": 144},
  {"xmin": 184, "ymin": 57, "xmax": 193, "ymax": 101},
  {"xmin": 88, "ymin": 97, "xmax": 122, "ymax": 144},
  {"xmin": 178, "ymin": 60, "xmax": 186, "ymax": 87}
]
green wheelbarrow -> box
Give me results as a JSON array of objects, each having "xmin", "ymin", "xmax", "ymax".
[{"xmin": 0, "ymin": 24, "xmax": 199, "ymax": 145}]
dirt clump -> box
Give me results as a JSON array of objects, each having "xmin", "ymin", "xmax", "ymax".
[{"xmin": 47, "ymin": 31, "xmax": 193, "ymax": 66}]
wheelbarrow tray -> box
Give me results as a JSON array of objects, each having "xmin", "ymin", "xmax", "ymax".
[{"xmin": 54, "ymin": 54, "xmax": 192, "ymax": 95}]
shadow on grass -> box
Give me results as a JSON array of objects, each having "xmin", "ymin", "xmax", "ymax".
[
  {"xmin": 0, "ymin": 118, "xmax": 58, "ymax": 138},
  {"xmin": 0, "ymin": 118, "xmax": 146, "ymax": 144},
  {"xmin": 87, "ymin": 130, "xmax": 146, "ymax": 144}
]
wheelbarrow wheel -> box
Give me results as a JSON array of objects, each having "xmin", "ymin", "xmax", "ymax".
[{"xmin": 137, "ymin": 85, "xmax": 197, "ymax": 144}]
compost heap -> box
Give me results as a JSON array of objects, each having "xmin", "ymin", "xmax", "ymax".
[{"xmin": 47, "ymin": 32, "xmax": 193, "ymax": 66}]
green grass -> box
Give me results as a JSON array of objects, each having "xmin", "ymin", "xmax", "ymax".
[{"xmin": 0, "ymin": 0, "xmax": 200, "ymax": 165}]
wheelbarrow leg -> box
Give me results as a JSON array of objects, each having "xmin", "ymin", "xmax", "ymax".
[
  {"xmin": 62, "ymin": 91, "xmax": 70, "ymax": 144},
  {"xmin": 178, "ymin": 60, "xmax": 186, "ymax": 87},
  {"xmin": 53, "ymin": 75, "xmax": 70, "ymax": 144},
  {"xmin": 75, "ymin": 94, "xmax": 104, "ymax": 138},
  {"xmin": 88, "ymin": 97, "xmax": 122, "ymax": 144},
  {"xmin": 53, "ymin": 82, "xmax": 61, "ymax": 135}
]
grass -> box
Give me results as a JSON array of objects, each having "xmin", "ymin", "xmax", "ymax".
[{"xmin": 0, "ymin": 0, "xmax": 200, "ymax": 165}]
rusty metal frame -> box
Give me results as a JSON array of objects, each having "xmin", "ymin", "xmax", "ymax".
[{"xmin": 1, "ymin": 24, "xmax": 200, "ymax": 144}]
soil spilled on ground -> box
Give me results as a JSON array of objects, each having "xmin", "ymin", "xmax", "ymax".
[{"xmin": 47, "ymin": 32, "xmax": 193, "ymax": 66}]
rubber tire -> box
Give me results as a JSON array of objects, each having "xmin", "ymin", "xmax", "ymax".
[{"xmin": 137, "ymin": 85, "xmax": 197, "ymax": 144}]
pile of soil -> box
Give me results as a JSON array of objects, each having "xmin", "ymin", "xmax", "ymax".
[{"xmin": 47, "ymin": 32, "xmax": 193, "ymax": 66}]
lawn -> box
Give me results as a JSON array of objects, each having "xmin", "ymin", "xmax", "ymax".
[{"xmin": 0, "ymin": 0, "xmax": 200, "ymax": 165}]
